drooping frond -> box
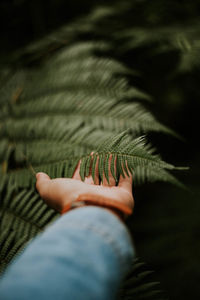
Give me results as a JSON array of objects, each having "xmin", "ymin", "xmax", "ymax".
[
  {"xmin": 0, "ymin": 184, "xmax": 58, "ymax": 274},
  {"xmin": 80, "ymin": 132, "xmax": 183, "ymax": 184},
  {"xmin": 118, "ymin": 259, "xmax": 168, "ymax": 300},
  {"xmin": 1, "ymin": 130, "xmax": 185, "ymax": 191},
  {"xmin": 113, "ymin": 25, "xmax": 200, "ymax": 73}
]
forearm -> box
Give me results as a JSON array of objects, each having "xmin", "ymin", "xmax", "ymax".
[{"xmin": 0, "ymin": 206, "xmax": 135, "ymax": 300}]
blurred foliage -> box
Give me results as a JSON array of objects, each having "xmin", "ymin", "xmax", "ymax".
[{"xmin": 0, "ymin": 0, "xmax": 200, "ymax": 299}]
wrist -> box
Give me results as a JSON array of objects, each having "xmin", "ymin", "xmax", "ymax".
[
  {"xmin": 61, "ymin": 201, "xmax": 125, "ymax": 221},
  {"xmin": 101, "ymin": 206, "xmax": 125, "ymax": 221}
]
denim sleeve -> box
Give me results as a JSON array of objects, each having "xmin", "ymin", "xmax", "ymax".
[{"xmin": 0, "ymin": 206, "xmax": 135, "ymax": 300}]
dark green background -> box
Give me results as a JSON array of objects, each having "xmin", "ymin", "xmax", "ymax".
[{"xmin": 1, "ymin": 1, "xmax": 199, "ymax": 299}]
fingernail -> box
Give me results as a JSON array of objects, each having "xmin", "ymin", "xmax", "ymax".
[{"xmin": 36, "ymin": 172, "xmax": 46, "ymax": 179}]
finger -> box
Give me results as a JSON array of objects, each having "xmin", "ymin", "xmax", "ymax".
[
  {"xmin": 84, "ymin": 176, "xmax": 96, "ymax": 185},
  {"xmin": 36, "ymin": 172, "xmax": 50, "ymax": 181},
  {"xmin": 36, "ymin": 172, "xmax": 63, "ymax": 210},
  {"xmin": 93, "ymin": 155, "xmax": 100, "ymax": 184},
  {"xmin": 101, "ymin": 155, "xmax": 116, "ymax": 186},
  {"xmin": 85, "ymin": 153, "xmax": 99, "ymax": 185},
  {"xmin": 118, "ymin": 162, "xmax": 133, "ymax": 192},
  {"xmin": 83, "ymin": 152, "xmax": 95, "ymax": 184},
  {"xmin": 72, "ymin": 159, "xmax": 81, "ymax": 180}
]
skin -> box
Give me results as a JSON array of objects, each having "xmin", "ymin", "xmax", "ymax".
[{"xmin": 35, "ymin": 156, "xmax": 134, "ymax": 219}]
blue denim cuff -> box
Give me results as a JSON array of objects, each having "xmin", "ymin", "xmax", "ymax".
[
  {"xmin": 0, "ymin": 206, "xmax": 135, "ymax": 300},
  {"xmin": 56, "ymin": 206, "xmax": 135, "ymax": 274}
]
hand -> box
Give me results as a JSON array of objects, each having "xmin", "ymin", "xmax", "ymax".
[{"xmin": 36, "ymin": 155, "xmax": 134, "ymax": 217}]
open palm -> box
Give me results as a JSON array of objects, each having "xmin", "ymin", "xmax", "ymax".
[{"xmin": 36, "ymin": 156, "xmax": 134, "ymax": 216}]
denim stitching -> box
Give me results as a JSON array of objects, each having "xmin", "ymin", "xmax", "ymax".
[{"xmin": 62, "ymin": 223, "xmax": 133, "ymax": 272}]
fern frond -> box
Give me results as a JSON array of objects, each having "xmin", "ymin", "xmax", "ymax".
[
  {"xmin": 12, "ymin": 97, "xmax": 172, "ymax": 136},
  {"xmin": 113, "ymin": 24, "xmax": 200, "ymax": 73},
  {"xmin": 0, "ymin": 185, "xmax": 59, "ymax": 274},
  {"xmin": 133, "ymin": 166, "xmax": 186, "ymax": 189},
  {"xmin": 88, "ymin": 132, "xmax": 181, "ymax": 184},
  {"xmin": 2, "ymin": 131, "xmax": 185, "ymax": 190},
  {"xmin": 3, "ymin": 116, "xmax": 84, "ymax": 142},
  {"xmin": 0, "ymin": 3, "xmax": 187, "ymax": 293},
  {"xmin": 118, "ymin": 258, "xmax": 168, "ymax": 300}
]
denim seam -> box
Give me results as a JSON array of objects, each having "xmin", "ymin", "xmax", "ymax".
[{"xmin": 62, "ymin": 223, "xmax": 132, "ymax": 271}]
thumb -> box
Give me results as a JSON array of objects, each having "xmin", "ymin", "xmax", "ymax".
[
  {"xmin": 36, "ymin": 172, "xmax": 61, "ymax": 210},
  {"xmin": 36, "ymin": 172, "xmax": 50, "ymax": 181},
  {"xmin": 36, "ymin": 172, "xmax": 51, "ymax": 197},
  {"xmin": 36, "ymin": 172, "xmax": 51, "ymax": 198}
]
